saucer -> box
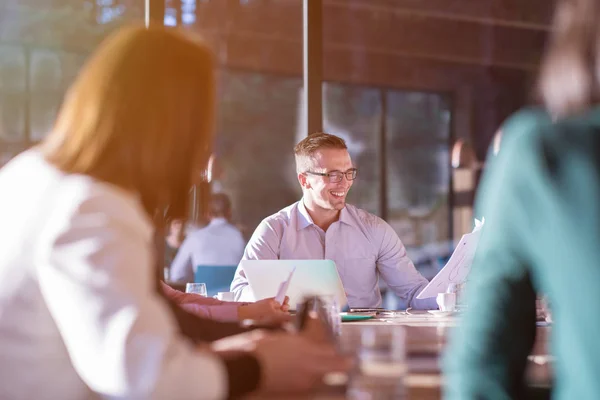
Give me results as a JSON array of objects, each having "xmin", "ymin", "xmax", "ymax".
[{"xmin": 427, "ymin": 310, "xmax": 457, "ymax": 318}]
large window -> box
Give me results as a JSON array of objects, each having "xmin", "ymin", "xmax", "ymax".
[
  {"xmin": 215, "ymin": 70, "xmax": 303, "ymax": 238},
  {"xmin": 167, "ymin": 0, "xmax": 304, "ymax": 232},
  {"xmin": 0, "ymin": 0, "xmax": 144, "ymax": 167},
  {"xmin": 385, "ymin": 90, "xmax": 452, "ymax": 277},
  {"xmin": 322, "ymin": 83, "xmax": 382, "ymax": 216}
]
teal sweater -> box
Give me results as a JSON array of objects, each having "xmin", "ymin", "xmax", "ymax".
[{"xmin": 445, "ymin": 108, "xmax": 600, "ymax": 399}]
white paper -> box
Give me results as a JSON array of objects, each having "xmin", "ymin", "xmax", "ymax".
[
  {"xmin": 275, "ymin": 266, "xmax": 296, "ymax": 304},
  {"xmin": 416, "ymin": 219, "xmax": 484, "ymax": 299}
]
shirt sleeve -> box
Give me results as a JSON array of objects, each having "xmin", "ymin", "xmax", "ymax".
[
  {"xmin": 38, "ymin": 193, "xmax": 228, "ymax": 399},
  {"xmin": 443, "ymin": 129, "xmax": 537, "ymax": 399},
  {"xmin": 179, "ymin": 303, "xmax": 240, "ymax": 322},
  {"xmin": 161, "ymin": 282, "xmax": 242, "ymax": 322},
  {"xmin": 160, "ymin": 281, "xmax": 188, "ymax": 303},
  {"xmin": 374, "ymin": 220, "xmax": 438, "ymax": 310},
  {"xmin": 230, "ymin": 218, "xmax": 281, "ymax": 301},
  {"xmin": 234, "ymin": 231, "xmax": 247, "ymax": 265},
  {"xmin": 169, "ymin": 236, "xmax": 195, "ymax": 283}
]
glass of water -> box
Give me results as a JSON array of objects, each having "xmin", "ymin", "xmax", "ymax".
[
  {"xmin": 320, "ymin": 295, "xmax": 342, "ymax": 337},
  {"xmin": 359, "ymin": 325, "xmax": 406, "ymax": 377},
  {"xmin": 185, "ymin": 283, "xmax": 207, "ymax": 296},
  {"xmin": 347, "ymin": 325, "xmax": 406, "ymax": 399}
]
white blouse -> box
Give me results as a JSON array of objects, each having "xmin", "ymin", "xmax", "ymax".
[{"xmin": 0, "ymin": 151, "xmax": 226, "ymax": 399}]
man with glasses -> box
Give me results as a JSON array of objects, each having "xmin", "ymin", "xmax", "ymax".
[{"xmin": 231, "ymin": 132, "xmax": 436, "ymax": 309}]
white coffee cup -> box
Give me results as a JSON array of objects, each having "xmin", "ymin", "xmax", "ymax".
[
  {"xmin": 436, "ymin": 292, "xmax": 457, "ymax": 312},
  {"xmin": 217, "ymin": 292, "xmax": 235, "ymax": 302}
]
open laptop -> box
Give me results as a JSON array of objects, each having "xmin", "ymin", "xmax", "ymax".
[{"xmin": 240, "ymin": 259, "xmax": 348, "ymax": 310}]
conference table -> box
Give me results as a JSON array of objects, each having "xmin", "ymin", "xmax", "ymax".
[{"xmin": 251, "ymin": 310, "xmax": 552, "ymax": 399}]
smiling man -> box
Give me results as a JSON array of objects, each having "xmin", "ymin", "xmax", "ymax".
[{"xmin": 230, "ymin": 132, "xmax": 436, "ymax": 309}]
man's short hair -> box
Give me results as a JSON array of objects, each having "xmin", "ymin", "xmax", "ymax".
[
  {"xmin": 294, "ymin": 132, "xmax": 347, "ymax": 173},
  {"xmin": 209, "ymin": 192, "xmax": 232, "ymax": 218}
]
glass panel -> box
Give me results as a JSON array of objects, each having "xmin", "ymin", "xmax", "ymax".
[
  {"xmin": 30, "ymin": 49, "xmax": 63, "ymax": 141},
  {"xmin": 0, "ymin": 45, "xmax": 26, "ymax": 92},
  {"xmin": 0, "ymin": 92, "xmax": 26, "ymax": 142},
  {"xmin": 386, "ymin": 90, "xmax": 452, "ymax": 278},
  {"xmin": 61, "ymin": 53, "xmax": 88, "ymax": 90},
  {"xmin": 216, "ymin": 70, "xmax": 303, "ymax": 238},
  {"xmin": 30, "ymin": 50, "xmax": 62, "ymax": 92},
  {"xmin": 0, "ymin": 0, "xmax": 144, "ymax": 154},
  {"xmin": 0, "ymin": 45, "xmax": 26, "ymax": 141},
  {"xmin": 322, "ymin": 82, "xmax": 382, "ymax": 215},
  {"xmin": 30, "ymin": 92, "xmax": 63, "ymax": 142},
  {"xmin": 169, "ymin": 0, "xmax": 304, "ymax": 231}
]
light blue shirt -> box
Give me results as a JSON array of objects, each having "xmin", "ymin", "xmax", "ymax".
[
  {"xmin": 170, "ymin": 218, "xmax": 246, "ymax": 283},
  {"xmin": 231, "ymin": 200, "xmax": 437, "ymax": 309}
]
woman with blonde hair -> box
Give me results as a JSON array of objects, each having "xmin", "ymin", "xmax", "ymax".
[
  {"xmin": 445, "ymin": 0, "xmax": 600, "ymax": 398},
  {"xmin": 0, "ymin": 25, "xmax": 346, "ymax": 399}
]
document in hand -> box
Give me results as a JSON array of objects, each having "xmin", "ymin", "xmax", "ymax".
[
  {"xmin": 416, "ymin": 219, "xmax": 484, "ymax": 299},
  {"xmin": 275, "ymin": 266, "xmax": 296, "ymax": 304}
]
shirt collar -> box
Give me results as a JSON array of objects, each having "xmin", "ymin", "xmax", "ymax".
[
  {"xmin": 296, "ymin": 200, "xmax": 314, "ymax": 231},
  {"xmin": 338, "ymin": 206, "xmax": 356, "ymax": 228},
  {"xmin": 296, "ymin": 199, "xmax": 356, "ymax": 230}
]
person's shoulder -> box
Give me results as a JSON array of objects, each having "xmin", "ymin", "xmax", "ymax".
[
  {"xmin": 221, "ymin": 222, "xmax": 246, "ymax": 240},
  {"xmin": 535, "ymin": 109, "xmax": 600, "ymax": 162},
  {"xmin": 503, "ymin": 107, "xmax": 599, "ymax": 155},
  {"xmin": 260, "ymin": 202, "xmax": 298, "ymax": 227},
  {"xmin": 345, "ymin": 204, "xmax": 387, "ymax": 229},
  {"xmin": 53, "ymin": 172, "xmax": 153, "ymax": 239},
  {"xmin": 501, "ymin": 107, "xmax": 552, "ymax": 137},
  {"xmin": 249, "ymin": 202, "xmax": 299, "ymax": 239}
]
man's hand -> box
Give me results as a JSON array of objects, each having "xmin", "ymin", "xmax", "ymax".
[{"xmin": 238, "ymin": 297, "xmax": 291, "ymax": 323}]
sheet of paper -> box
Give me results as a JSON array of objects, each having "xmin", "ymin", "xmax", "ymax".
[
  {"xmin": 275, "ymin": 266, "xmax": 296, "ymax": 304},
  {"xmin": 416, "ymin": 219, "xmax": 484, "ymax": 299}
]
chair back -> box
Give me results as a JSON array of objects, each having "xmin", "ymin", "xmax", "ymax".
[{"xmin": 194, "ymin": 265, "xmax": 237, "ymax": 297}]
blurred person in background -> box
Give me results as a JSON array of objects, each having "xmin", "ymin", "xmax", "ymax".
[
  {"xmin": 166, "ymin": 191, "xmax": 292, "ymax": 323},
  {"xmin": 445, "ymin": 0, "xmax": 600, "ymax": 399},
  {"xmin": 0, "ymin": 25, "xmax": 347, "ymax": 400},
  {"xmin": 170, "ymin": 192, "xmax": 246, "ymax": 282},
  {"xmin": 164, "ymin": 217, "xmax": 186, "ymax": 273}
]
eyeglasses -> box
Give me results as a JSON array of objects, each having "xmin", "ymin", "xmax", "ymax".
[{"xmin": 304, "ymin": 168, "xmax": 358, "ymax": 183}]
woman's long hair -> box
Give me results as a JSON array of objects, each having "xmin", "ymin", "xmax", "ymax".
[{"xmin": 42, "ymin": 25, "xmax": 215, "ymax": 219}]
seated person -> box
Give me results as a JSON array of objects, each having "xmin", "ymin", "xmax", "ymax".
[
  {"xmin": 161, "ymin": 281, "xmax": 290, "ymax": 323},
  {"xmin": 231, "ymin": 132, "xmax": 437, "ymax": 309},
  {"xmin": 164, "ymin": 217, "xmax": 186, "ymax": 273},
  {"xmin": 170, "ymin": 192, "xmax": 245, "ymax": 282}
]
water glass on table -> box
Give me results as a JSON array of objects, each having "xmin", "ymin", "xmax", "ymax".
[
  {"xmin": 321, "ymin": 295, "xmax": 342, "ymax": 337},
  {"xmin": 358, "ymin": 325, "xmax": 406, "ymax": 377},
  {"xmin": 436, "ymin": 292, "xmax": 457, "ymax": 312},
  {"xmin": 297, "ymin": 295, "xmax": 342, "ymax": 341},
  {"xmin": 185, "ymin": 283, "xmax": 207, "ymax": 296},
  {"xmin": 347, "ymin": 325, "xmax": 407, "ymax": 399}
]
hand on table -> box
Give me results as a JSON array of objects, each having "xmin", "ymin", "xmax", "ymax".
[
  {"xmin": 238, "ymin": 296, "xmax": 291, "ymax": 324},
  {"xmin": 211, "ymin": 330, "xmax": 351, "ymax": 395}
]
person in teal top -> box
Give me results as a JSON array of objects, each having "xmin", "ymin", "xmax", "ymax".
[
  {"xmin": 473, "ymin": 108, "xmax": 551, "ymax": 221},
  {"xmin": 445, "ymin": 0, "xmax": 600, "ymax": 398}
]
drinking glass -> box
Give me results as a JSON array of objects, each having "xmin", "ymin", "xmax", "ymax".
[
  {"xmin": 320, "ymin": 295, "xmax": 342, "ymax": 337},
  {"xmin": 347, "ymin": 325, "xmax": 406, "ymax": 399},
  {"xmin": 185, "ymin": 283, "xmax": 207, "ymax": 296}
]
